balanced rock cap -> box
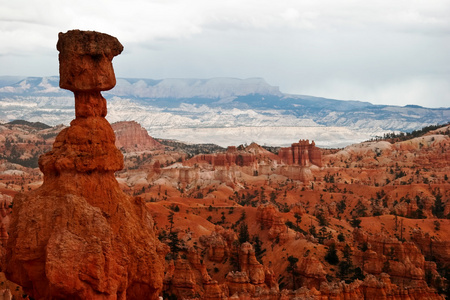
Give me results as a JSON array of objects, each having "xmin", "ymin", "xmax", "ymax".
[{"xmin": 57, "ymin": 30, "xmax": 123, "ymax": 92}]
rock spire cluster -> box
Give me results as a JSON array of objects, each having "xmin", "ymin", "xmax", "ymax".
[
  {"xmin": 278, "ymin": 139, "xmax": 322, "ymax": 167},
  {"xmin": 4, "ymin": 30, "xmax": 165, "ymax": 299}
]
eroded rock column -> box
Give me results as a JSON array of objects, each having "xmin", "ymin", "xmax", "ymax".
[{"xmin": 4, "ymin": 30, "xmax": 165, "ymax": 300}]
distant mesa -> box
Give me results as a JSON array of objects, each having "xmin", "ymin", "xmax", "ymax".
[{"xmin": 111, "ymin": 77, "xmax": 283, "ymax": 99}]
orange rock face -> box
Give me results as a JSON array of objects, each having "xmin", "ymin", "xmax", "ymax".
[
  {"xmin": 199, "ymin": 231, "xmax": 230, "ymax": 263},
  {"xmin": 257, "ymin": 204, "xmax": 289, "ymax": 242},
  {"xmin": 316, "ymin": 273, "xmax": 442, "ymax": 300},
  {"xmin": 4, "ymin": 30, "xmax": 165, "ymax": 299},
  {"xmin": 238, "ymin": 242, "xmax": 266, "ymax": 285},
  {"xmin": 278, "ymin": 139, "xmax": 322, "ymax": 167},
  {"xmin": 0, "ymin": 196, "xmax": 12, "ymax": 248},
  {"xmin": 199, "ymin": 226, "xmax": 237, "ymax": 263},
  {"xmin": 296, "ymin": 256, "xmax": 327, "ymax": 290},
  {"xmin": 226, "ymin": 271, "xmax": 255, "ymax": 296},
  {"xmin": 224, "ymin": 244, "xmax": 279, "ymax": 298},
  {"xmin": 411, "ymin": 229, "xmax": 450, "ymax": 269},
  {"xmin": 186, "ymin": 146, "xmax": 257, "ymax": 168},
  {"xmin": 112, "ymin": 121, "xmax": 164, "ymax": 152},
  {"xmin": 166, "ymin": 259, "xmax": 197, "ymax": 299},
  {"xmin": 57, "ymin": 29, "xmax": 123, "ymax": 93}
]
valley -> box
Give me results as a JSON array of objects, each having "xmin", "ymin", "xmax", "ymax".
[{"xmin": 0, "ymin": 120, "xmax": 448, "ymax": 299}]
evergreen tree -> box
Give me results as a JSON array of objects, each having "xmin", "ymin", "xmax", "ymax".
[
  {"xmin": 252, "ymin": 235, "xmax": 266, "ymax": 264},
  {"xmin": 317, "ymin": 212, "xmax": 328, "ymax": 226},
  {"xmin": 167, "ymin": 211, "xmax": 181, "ymax": 257},
  {"xmin": 229, "ymin": 240, "xmax": 241, "ymax": 271},
  {"xmin": 325, "ymin": 243, "xmax": 339, "ymax": 265},
  {"xmin": 309, "ymin": 224, "xmax": 317, "ymax": 237},
  {"xmin": 286, "ymin": 255, "xmax": 299, "ymax": 289},
  {"xmin": 221, "ymin": 211, "xmax": 226, "ymax": 224},
  {"xmin": 168, "ymin": 231, "xmax": 181, "ymax": 256},
  {"xmin": 294, "ymin": 213, "xmax": 302, "ymax": 230},
  {"xmin": 168, "ymin": 211, "xmax": 175, "ymax": 233},
  {"xmin": 338, "ymin": 244, "xmax": 353, "ymax": 281},
  {"xmin": 350, "ymin": 216, "xmax": 362, "ymax": 228},
  {"xmin": 432, "ymin": 190, "xmax": 445, "ymax": 218},
  {"xmin": 382, "ymin": 260, "xmax": 391, "ymax": 273},
  {"xmin": 238, "ymin": 222, "xmax": 250, "ymax": 244},
  {"xmin": 352, "ymin": 267, "xmax": 365, "ymax": 281}
]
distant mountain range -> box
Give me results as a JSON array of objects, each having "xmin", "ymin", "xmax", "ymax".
[{"xmin": 0, "ymin": 76, "xmax": 448, "ymax": 148}]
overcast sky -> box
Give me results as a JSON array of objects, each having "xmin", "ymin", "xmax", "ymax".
[{"xmin": 1, "ymin": 0, "xmax": 449, "ymax": 107}]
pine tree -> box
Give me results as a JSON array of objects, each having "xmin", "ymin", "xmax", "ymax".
[
  {"xmin": 294, "ymin": 213, "xmax": 302, "ymax": 229},
  {"xmin": 167, "ymin": 211, "xmax": 180, "ymax": 257},
  {"xmin": 286, "ymin": 255, "xmax": 299, "ymax": 289},
  {"xmin": 168, "ymin": 211, "xmax": 175, "ymax": 233},
  {"xmin": 432, "ymin": 190, "xmax": 445, "ymax": 218},
  {"xmin": 338, "ymin": 244, "xmax": 353, "ymax": 281},
  {"xmin": 168, "ymin": 231, "xmax": 181, "ymax": 256},
  {"xmin": 252, "ymin": 235, "xmax": 266, "ymax": 263},
  {"xmin": 238, "ymin": 223, "xmax": 250, "ymax": 244},
  {"xmin": 325, "ymin": 243, "xmax": 339, "ymax": 265}
]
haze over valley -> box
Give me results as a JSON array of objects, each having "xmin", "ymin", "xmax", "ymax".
[{"xmin": 1, "ymin": 76, "xmax": 448, "ymax": 148}]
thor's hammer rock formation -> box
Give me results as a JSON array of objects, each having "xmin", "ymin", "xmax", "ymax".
[{"xmin": 4, "ymin": 30, "xmax": 165, "ymax": 299}]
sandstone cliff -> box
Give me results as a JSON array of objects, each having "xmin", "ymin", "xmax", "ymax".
[
  {"xmin": 112, "ymin": 120, "xmax": 163, "ymax": 152},
  {"xmin": 278, "ymin": 139, "xmax": 322, "ymax": 167}
]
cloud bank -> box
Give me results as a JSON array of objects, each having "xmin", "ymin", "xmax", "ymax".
[{"xmin": 0, "ymin": 0, "xmax": 449, "ymax": 107}]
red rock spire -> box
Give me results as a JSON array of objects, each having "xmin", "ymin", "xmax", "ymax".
[{"xmin": 5, "ymin": 30, "xmax": 165, "ymax": 300}]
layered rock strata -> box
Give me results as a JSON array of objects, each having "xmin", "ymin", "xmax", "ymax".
[
  {"xmin": 112, "ymin": 121, "xmax": 163, "ymax": 152},
  {"xmin": 278, "ymin": 139, "xmax": 322, "ymax": 167},
  {"xmin": 4, "ymin": 30, "xmax": 165, "ymax": 299},
  {"xmin": 186, "ymin": 146, "xmax": 257, "ymax": 168}
]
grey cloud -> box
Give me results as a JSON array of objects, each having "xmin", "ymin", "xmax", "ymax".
[{"xmin": 0, "ymin": 0, "xmax": 449, "ymax": 107}]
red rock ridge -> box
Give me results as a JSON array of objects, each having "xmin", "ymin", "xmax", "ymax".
[{"xmin": 186, "ymin": 146, "xmax": 257, "ymax": 168}]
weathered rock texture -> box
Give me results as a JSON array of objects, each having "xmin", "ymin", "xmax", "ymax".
[
  {"xmin": 0, "ymin": 197, "xmax": 12, "ymax": 248},
  {"xmin": 257, "ymin": 204, "xmax": 289, "ymax": 242},
  {"xmin": 225, "ymin": 243, "xmax": 279, "ymax": 298},
  {"xmin": 4, "ymin": 30, "xmax": 165, "ymax": 299},
  {"xmin": 411, "ymin": 229, "xmax": 450, "ymax": 268}
]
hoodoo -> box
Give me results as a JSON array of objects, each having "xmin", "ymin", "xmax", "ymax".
[{"xmin": 4, "ymin": 30, "xmax": 165, "ymax": 299}]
